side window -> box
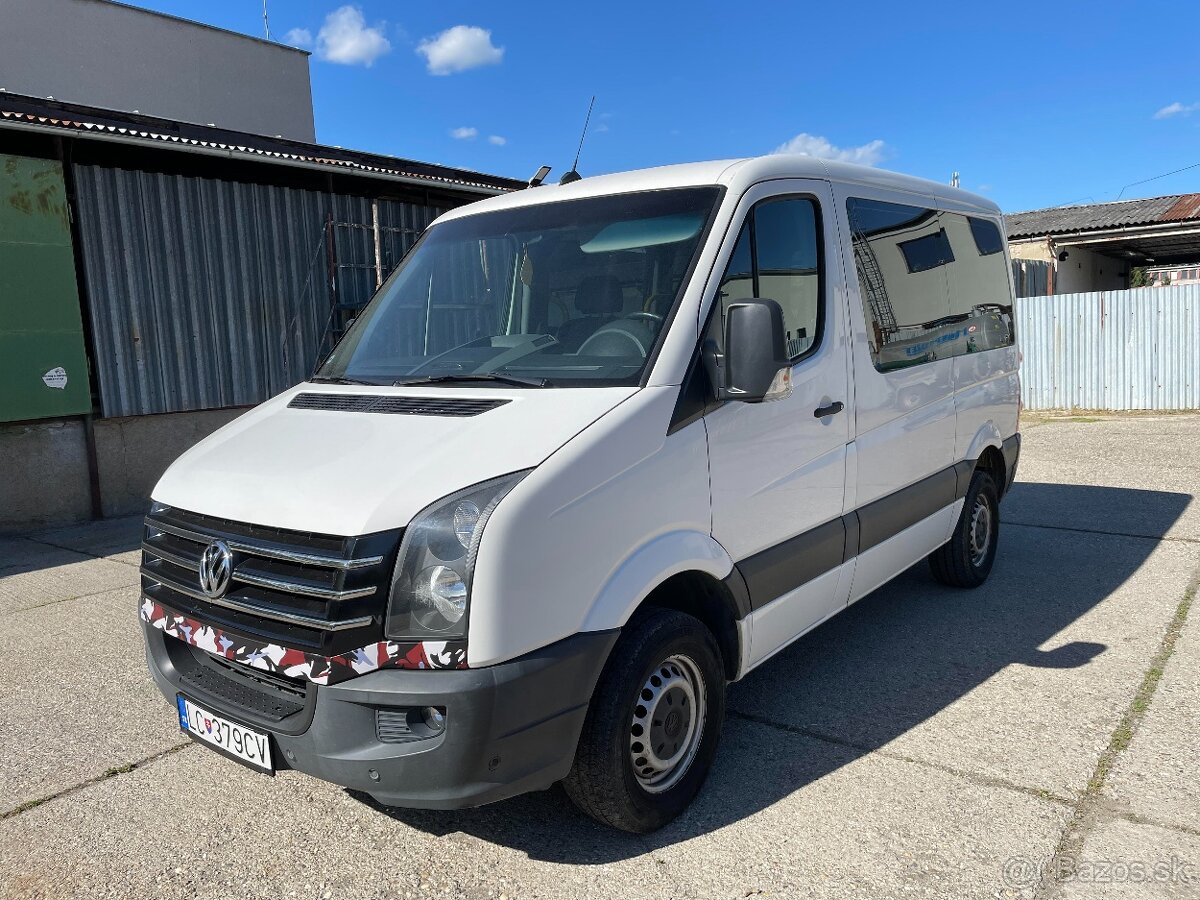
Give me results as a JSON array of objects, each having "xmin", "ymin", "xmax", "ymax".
[
  {"xmin": 941, "ymin": 213, "xmax": 1015, "ymax": 352},
  {"xmin": 718, "ymin": 221, "xmax": 754, "ymax": 305},
  {"xmin": 968, "ymin": 216, "xmax": 1004, "ymax": 256},
  {"xmin": 847, "ymin": 197, "xmax": 953, "ymax": 371},
  {"xmin": 713, "ymin": 197, "xmax": 823, "ymax": 362}
]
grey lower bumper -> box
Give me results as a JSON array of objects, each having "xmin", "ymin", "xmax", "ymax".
[{"xmin": 144, "ymin": 624, "xmax": 618, "ymax": 809}]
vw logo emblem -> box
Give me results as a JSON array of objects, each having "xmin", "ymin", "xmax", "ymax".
[{"xmin": 198, "ymin": 540, "xmax": 233, "ymax": 599}]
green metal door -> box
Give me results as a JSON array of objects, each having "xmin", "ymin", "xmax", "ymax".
[{"xmin": 0, "ymin": 153, "xmax": 92, "ymax": 422}]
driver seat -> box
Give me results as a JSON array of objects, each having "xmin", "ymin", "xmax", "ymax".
[{"xmin": 557, "ymin": 275, "xmax": 624, "ymax": 352}]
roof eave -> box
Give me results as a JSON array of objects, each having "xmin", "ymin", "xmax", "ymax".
[{"xmin": 0, "ymin": 114, "xmax": 509, "ymax": 196}]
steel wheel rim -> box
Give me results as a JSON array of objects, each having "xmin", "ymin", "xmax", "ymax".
[
  {"xmin": 629, "ymin": 653, "xmax": 706, "ymax": 794},
  {"xmin": 969, "ymin": 497, "xmax": 992, "ymax": 567}
]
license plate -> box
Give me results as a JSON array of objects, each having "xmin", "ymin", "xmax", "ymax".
[{"xmin": 176, "ymin": 694, "xmax": 273, "ymax": 773}]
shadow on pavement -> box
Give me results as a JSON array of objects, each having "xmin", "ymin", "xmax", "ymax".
[
  {"xmin": 361, "ymin": 482, "xmax": 1192, "ymax": 861},
  {"xmin": 0, "ymin": 516, "xmax": 144, "ymax": 572}
]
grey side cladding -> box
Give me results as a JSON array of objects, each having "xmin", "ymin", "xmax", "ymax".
[
  {"xmin": 738, "ymin": 518, "xmax": 847, "ymax": 606},
  {"xmin": 735, "ymin": 457, "xmax": 981, "ymax": 610}
]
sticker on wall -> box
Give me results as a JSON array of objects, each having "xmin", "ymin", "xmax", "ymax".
[{"xmin": 42, "ymin": 366, "xmax": 68, "ymax": 390}]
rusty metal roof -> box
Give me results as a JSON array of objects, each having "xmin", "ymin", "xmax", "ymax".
[
  {"xmin": 1163, "ymin": 194, "xmax": 1200, "ymax": 222},
  {"xmin": 1007, "ymin": 193, "xmax": 1200, "ymax": 239},
  {"xmin": 0, "ymin": 92, "xmax": 524, "ymax": 195}
]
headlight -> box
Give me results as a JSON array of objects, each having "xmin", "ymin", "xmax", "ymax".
[{"xmin": 384, "ymin": 471, "xmax": 529, "ymax": 640}]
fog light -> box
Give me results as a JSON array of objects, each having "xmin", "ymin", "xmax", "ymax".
[{"xmin": 422, "ymin": 706, "xmax": 446, "ymax": 733}]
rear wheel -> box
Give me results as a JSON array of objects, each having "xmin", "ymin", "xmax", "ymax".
[
  {"xmin": 929, "ymin": 468, "xmax": 1000, "ymax": 588},
  {"xmin": 563, "ymin": 608, "xmax": 725, "ymax": 833}
]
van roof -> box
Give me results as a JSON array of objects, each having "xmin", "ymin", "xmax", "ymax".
[{"xmin": 437, "ymin": 155, "xmax": 1002, "ymax": 222}]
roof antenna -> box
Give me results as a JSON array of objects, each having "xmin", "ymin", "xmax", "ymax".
[
  {"xmin": 262, "ymin": 0, "xmax": 271, "ymax": 40},
  {"xmin": 559, "ymin": 96, "xmax": 595, "ymax": 185}
]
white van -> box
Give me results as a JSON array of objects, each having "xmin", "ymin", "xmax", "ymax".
[{"xmin": 141, "ymin": 156, "xmax": 1020, "ymax": 832}]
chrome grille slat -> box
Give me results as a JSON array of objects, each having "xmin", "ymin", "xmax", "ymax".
[
  {"xmin": 141, "ymin": 506, "xmax": 401, "ymax": 655},
  {"xmin": 139, "ymin": 543, "xmax": 375, "ymax": 600},
  {"xmin": 144, "ymin": 516, "xmax": 383, "ymax": 569},
  {"xmin": 144, "ymin": 574, "xmax": 372, "ymax": 632},
  {"xmin": 231, "ymin": 569, "xmax": 375, "ymax": 601},
  {"xmin": 142, "ymin": 541, "xmax": 200, "ymax": 572}
]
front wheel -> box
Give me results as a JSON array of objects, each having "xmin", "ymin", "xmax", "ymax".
[
  {"xmin": 929, "ymin": 468, "xmax": 1000, "ymax": 588},
  {"xmin": 563, "ymin": 608, "xmax": 725, "ymax": 833}
]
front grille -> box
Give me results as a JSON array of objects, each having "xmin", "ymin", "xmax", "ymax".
[
  {"xmin": 169, "ymin": 640, "xmax": 308, "ymax": 722},
  {"xmin": 141, "ymin": 506, "xmax": 402, "ymax": 656},
  {"xmin": 205, "ymin": 652, "xmax": 307, "ymax": 701},
  {"xmin": 288, "ymin": 393, "xmax": 509, "ymax": 417}
]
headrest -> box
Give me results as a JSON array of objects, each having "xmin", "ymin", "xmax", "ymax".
[{"xmin": 574, "ymin": 275, "xmax": 624, "ymax": 315}]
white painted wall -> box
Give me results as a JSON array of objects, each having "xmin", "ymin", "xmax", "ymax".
[{"xmin": 1054, "ymin": 246, "xmax": 1128, "ymax": 294}]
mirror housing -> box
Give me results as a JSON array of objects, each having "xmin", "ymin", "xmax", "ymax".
[{"xmin": 704, "ymin": 298, "xmax": 792, "ymax": 403}]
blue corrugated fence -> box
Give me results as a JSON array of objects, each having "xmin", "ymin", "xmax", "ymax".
[{"xmin": 1016, "ymin": 287, "xmax": 1200, "ymax": 410}]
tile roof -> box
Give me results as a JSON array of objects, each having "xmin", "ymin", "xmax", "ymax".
[{"xmin": 1007, "ymin": 194, "xmax": 1200, "ymax": 239}]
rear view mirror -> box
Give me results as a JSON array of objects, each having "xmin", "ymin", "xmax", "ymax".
[{"xmin": 704, "ymin": 299, "xmax": 792, "ymax": 402}]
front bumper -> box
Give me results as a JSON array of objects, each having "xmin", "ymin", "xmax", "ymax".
[{"xmin": 144, "ymin": 622, "xmax": 617, "ymax": 808}]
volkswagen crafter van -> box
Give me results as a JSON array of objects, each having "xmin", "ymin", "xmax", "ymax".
[{"xmin": 141, "ymin": 156, "xmax": 1020, "ymax": 833}]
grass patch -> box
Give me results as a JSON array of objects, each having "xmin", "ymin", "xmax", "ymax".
[{"xmin": 1038, "ymin": 577, "xmax": 1197, "ymax": 897}]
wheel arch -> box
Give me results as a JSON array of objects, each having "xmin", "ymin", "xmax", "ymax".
[
  {"xmin": 630, "ymin": 570, "xmax": 744, "ymax": 681},
  {"xmin": 963, "ymin": 422, "xmax": 1010, "ymax": 496},
  {"xmin": 579, "ymin": 530, "xmax": 745, "ymax": 680},
  {"xmin": 976, "ymin": 444, "xmax": 1008, "ymax": 496}
]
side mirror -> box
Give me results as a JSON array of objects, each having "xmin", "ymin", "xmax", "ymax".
[{"xmin": 704, "ymin": 299, "xmax": 792, "ymax": 402}]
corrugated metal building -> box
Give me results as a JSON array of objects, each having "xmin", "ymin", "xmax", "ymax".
[
  {"xmin": 1006, "ymin": 194, "xmax": 1200, "ymax": 295},
  {"xmin": 0, "ymin": 92, "xmax": 522, "ymax": 530}
]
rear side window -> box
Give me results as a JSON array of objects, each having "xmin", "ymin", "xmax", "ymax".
[
  {"xmin": 968, "ymin": 217, "xmax": 1004, "ymax": 256},
  {"xmin": 713, "ymin": 196, "xmax": 823, "ymax": 362},
  {"xmin": 942, "ymin": 212, "xmax": 1015, "ymax": 346},
  {"xmin": 847, "ymin": 198, "xmax": 1014, "ymax": 371}
]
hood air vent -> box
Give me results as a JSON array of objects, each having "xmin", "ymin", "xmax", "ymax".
[{"xmin": 288, "ymin": 393, "xmax": 510, "ymax": 417}]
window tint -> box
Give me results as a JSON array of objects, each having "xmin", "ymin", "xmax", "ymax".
[
  {"xmin": 968, "ymin": 217, "xmax": 1004, "ymax": 256},
  {"xmin": 718, "ymin": 221, "xmax": 753, "ymax": 305},
  {"xmin": 899, "ymin": 228, "xmax": 954, "ymax": 273},
  {"xmin": 941, "ymin": 211, "xmax": 1015, "ymax": 352},
  {"xmin": 847, "ymin": 198, "xmax": 1013, "ymax": 371},
  {"xmin": 713, "ymin": 197, "xmax": 822, "ymax": 361}
]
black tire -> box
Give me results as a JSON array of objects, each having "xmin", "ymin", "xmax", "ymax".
[
  {"xmin": 929, "ymin": 468, "xmax": 1000, "ymax": 588},
  {"xmin": 563, "ymin": 608, "xmax": 725, "ymax": 833}
]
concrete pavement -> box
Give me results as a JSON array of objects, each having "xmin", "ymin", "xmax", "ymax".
[{"xmin": 1, "ymin": 414, "xmax": 1198, "ymax": 899}]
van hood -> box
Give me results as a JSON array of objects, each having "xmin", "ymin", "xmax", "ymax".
[{"xmin": 153, "ymin": 384, "xmax": 637, "ymax": 536}]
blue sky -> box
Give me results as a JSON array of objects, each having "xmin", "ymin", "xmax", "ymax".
[{"xmin": 140, "ymin": 1, "xmax": 1200, "ymax": 213}]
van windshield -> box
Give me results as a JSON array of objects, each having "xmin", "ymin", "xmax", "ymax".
[{"xmin": 316, "ymin": 187, "xmax": 722, "ymax": 387}]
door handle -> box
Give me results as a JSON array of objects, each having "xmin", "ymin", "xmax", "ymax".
[{"xmin": 814, "ymin": 401, "xmax": 844, "ymax": 418}]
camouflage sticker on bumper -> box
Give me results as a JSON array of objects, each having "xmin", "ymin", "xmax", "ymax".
[{"xmin": 140, "ymin": 597, "xmax": 467, "ymax": 685}]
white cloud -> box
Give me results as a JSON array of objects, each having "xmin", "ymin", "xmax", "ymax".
[
  {"xmin": 772, "ymin": 133, "xmax": 887, "ymax": 166},
  {"xmin": 1154, "ymin": 101, "xmax": 1200, "ymax": 120},
  {"xmin": 487, "ymin": 135, "xmax": 506, "ymax": 146},
  {"xmin": 316, "ymin": 6, "xmax": 391, "ymax": 67},
  {"xmin": 450, "ymin": 126, "xmax": 478, "ymax": 140},
  {"xmin": 417, "ymin": 25, "xmax": 504, "ymax": 75},
  {"xmin": 283, "ymin": 27, "xmax": 312, "ymax": 48}
]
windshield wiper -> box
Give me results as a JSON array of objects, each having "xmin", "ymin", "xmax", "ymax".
[
  {"xmin": 309, "ymin": 375, "xmax": 379, "ymax": 386},
  {"xmin": 391, "ymin": 373, "xmax": 549, "ymax": 388}
]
